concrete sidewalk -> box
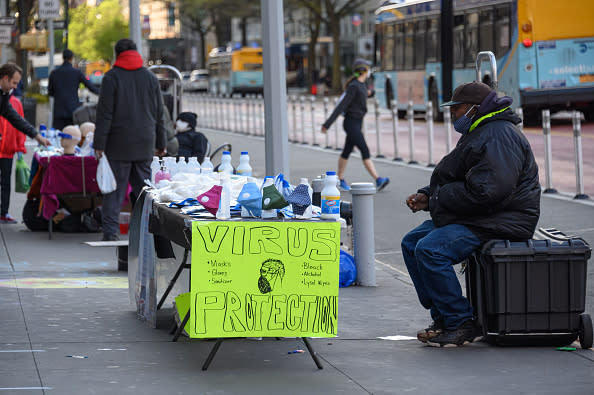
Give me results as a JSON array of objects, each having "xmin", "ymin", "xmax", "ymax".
[{"xmin": 0, "ymin": 131, "xmax": 592, "ymax": 394}]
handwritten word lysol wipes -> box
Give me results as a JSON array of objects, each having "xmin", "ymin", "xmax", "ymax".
[{"xmin": 191, "ymin": 221, "xmax": 340, "ymax": 338}]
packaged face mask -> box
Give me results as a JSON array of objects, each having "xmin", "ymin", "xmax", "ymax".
[
  {"xmin": 262, "ymin": 184, "xmax": 289, "ymax": 210},
  {"xmin": 197, "ymin": 185, "xmax": 222, "ymax": 215},
  {"xmin": 237, "ymin": 182, "xmax": 262, "ymax": 217}
]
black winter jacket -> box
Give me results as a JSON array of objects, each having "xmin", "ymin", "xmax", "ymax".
[
  {"xmin": 322, "ymin": 79, "xmax": 368, "ymax": 128},
  {"xmin": 94, "ymin": 60, "xmax": 165, "ymax": 162},
  {"xmin": 48, "ymin": 62, "xmax": 99, "ymax": 120},
  {"xmin": 0, "ymin": 90, "xmax": 37, "ymax": 139},
  {"xmin": 176, "ymin": 128, "xmax": 208, "ymax": 163},
  {"xmin": 419, "ymin": 97, "xmax": 540, "ymax": 241}
]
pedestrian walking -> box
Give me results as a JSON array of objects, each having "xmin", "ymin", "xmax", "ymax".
[
  {"xmin": 48, "ymin": 49, "xmax": 100, "ymax": 130},
  {"xmin": 0, "ymin": 63, "xmax": 49, "ymax": 147},
  {"xmin": 0, "ymin": 94, "xmax": 26, "ymax": 224},
  {"xmin": 321, "ymin": 58, "xmax": 389, "ymax": 192},
  {"xmin": 93, "ymin": 39, "xmax": 166, "ymax": 241},
  {"xmin": 402, "ymin": 81, "xmax": 541, "ymax": 347}
]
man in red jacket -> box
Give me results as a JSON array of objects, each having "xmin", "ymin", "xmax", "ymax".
[{"xmin": 0, "ymin": 94, "xmax": 26, "ymax": 223}]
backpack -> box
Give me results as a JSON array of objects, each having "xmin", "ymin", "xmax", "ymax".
[{"xmin": 22, "ymin": 199, "xmax": 49, "ymax": 231}]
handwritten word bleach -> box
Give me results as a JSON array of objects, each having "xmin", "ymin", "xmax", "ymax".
[{"xmin": 321, "ymin": 171, "xmax": 340, "ymax": 220}]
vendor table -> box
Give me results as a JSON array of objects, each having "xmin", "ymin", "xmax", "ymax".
[
  {"xmin": 130, "ymin": 191, "xmax": 340, "ymax": 370},
  {"xmin": 35, "ymin": 153, "xmax": 102, "ymax": 238}
]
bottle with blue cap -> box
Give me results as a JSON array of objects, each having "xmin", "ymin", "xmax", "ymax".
[
  {"xmin": 218, "ymin": 151, "xmax": 233, "ymax": 174},
  {"xmin": 38, "ymin": 124, "xmax": 47, "ymax": 149},
  {"xmin": 321, "ymin": 171, "xmax": 340, "ymax": 220},
  {"xmin": 236, "ymin": 151, "xmax": 252, "ymax": 176}
]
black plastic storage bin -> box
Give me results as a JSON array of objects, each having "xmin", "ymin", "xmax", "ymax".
[{"xmin": 466, "ymin": 237, "xmax": 593, "ymax": 348}]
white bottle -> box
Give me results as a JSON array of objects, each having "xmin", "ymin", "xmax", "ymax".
[
  {"xmin": 236, "ymin": 151, "xmax": 252, "ymax": 176},
  {"xmin": 164, "ymin": 157, "xmax": 177, "ymax": 176},
  {"xmin": 188, "ymin": 157, "xmax": 201, "ymax": 174},
  {"xmin": 177, "ymin": 157, "xmax": 187, "ymax": 173},
  {"xmin": 216, "ymin": 174, "xmax": 231, "ymax": 220},
  {"xmin": 201, "ymin": 156, "xmax": 214, "ymax": 174},
  {"xmin": 150, "ymin": 156, "xmax": 161, "ymax": 183},
  {"xmin": 218, "ymin": 151, "xmax": 233, "ymax": 174},
  {"xmin": 297, "ymin": 177, "xmax": 313, "ymax": 219},
  {"xmin": 261, "ymin": 176, "xmax": 277, "ymax": 219},
  {"xmin": 321, "ymin": 171, "xmax": 340, "ymax": 220}
]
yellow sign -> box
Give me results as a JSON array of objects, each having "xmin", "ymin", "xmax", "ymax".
[{"xmin": 190, "ymin": 221, "xmax": 340, "ymax": 338}]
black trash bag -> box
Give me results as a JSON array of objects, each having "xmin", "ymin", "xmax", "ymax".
[{"xmin": 22, "ymin": 199, "xmax": 49, "ymax": 231}]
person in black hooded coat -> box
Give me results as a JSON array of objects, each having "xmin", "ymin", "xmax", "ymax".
[
  {"xmin": 174, "ymin": 112, "xmax": 208, "ymax": 162},
  {"xmin": 401, "ymin": 81, "xmax": 540, "ymax": 348}
]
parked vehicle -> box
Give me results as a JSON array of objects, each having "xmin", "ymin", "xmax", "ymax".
[{"xmin": 189, "ymin": 69, "xmax": 209, "ymax": 92}]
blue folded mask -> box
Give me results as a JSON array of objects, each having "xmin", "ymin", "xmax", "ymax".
[
  {"xmin": 453, "ymin": 105, "xmax": 476, "ymax": 134},
  {"xmin": 237, "ymin": 182, "xmax": 262, "ymax": 217}
]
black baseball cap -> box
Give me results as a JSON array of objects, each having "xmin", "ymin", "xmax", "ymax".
[{"xmin": 440, "ymin": 81, "xmax": 492, "ymax": 107}]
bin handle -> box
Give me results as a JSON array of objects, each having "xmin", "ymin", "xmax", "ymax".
[{"xmin": 475, "ymin": 51, "xmax": 498, "ymax": 89}]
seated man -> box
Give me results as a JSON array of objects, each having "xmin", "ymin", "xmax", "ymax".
[{"xmin": 402, "ymin": 81, "xmax": 541, "ymax": 347}]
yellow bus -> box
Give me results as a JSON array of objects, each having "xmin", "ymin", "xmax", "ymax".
[{"xmin": 207, "ymin": 46, "xmax": 263, "ymax": 95}]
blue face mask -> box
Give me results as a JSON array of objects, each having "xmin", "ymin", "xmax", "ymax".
[{"xmin": 452, "ymin": 105, "xmax": 475, "ymax": 134}]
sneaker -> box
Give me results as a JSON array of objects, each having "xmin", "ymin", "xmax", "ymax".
[
  {"xmin": 102, "ymin": 233, "xmax": 120, "ymax": 241},
  {"xmin": 417, "ymin": 319, "xmax": 444, "ymax": 343},
  {"xmin": 427, "ymin": 319, "xmax": 482, "ymax": 348},
  {"xmin": 0, "ymin": 214, "xmax": 17, "ymax": 224},
  {"xmin": 338, "ymin": 179, "xmax": 351, "ymax": 191},
  {"xmin": 376, "ymin": 177, "xmax": 390, "ymax": 192}
]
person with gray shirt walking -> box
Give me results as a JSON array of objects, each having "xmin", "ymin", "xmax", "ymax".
[{"xmin": 93, "ymin": 39, "xmax": 166, "ymax": 241}]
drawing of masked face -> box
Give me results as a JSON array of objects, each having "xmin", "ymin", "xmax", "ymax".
[{"xmin": 257, "ymin": 259, "xmax": 285, "ymax": 294}]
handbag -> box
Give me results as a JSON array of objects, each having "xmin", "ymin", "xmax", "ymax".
[
  {"xmin": 96, "ymin": 154, "xmax": 117, "ymax": 194},
  {"xmin": 15, "ymin": 153, "xmax": 30, "ymax": 193}
]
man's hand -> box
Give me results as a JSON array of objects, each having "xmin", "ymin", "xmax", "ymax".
[
  {"xmin": 95, "ymin": 149, "xmax": 104, "ymax": 160},
  {"xmin": 406, "ymin": 193, "xmax": 428, "ymax": 213},
  {"xmin": 155, "ymin": 148, "xmax": 166, "ymax": 157},
  {"xmin": 34, "ymin": 134, "xmax": 50, "ymax": 147},
  {"xmin": 321, "ymin": 126, "xmax": 328, "ymax": 134}
]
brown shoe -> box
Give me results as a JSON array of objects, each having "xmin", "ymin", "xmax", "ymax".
[{"xmin": 417, "ymin": 319, "xmax": 444, "ymax": 343}]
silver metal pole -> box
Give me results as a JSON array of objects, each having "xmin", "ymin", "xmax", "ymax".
[
  {"xmin": 444, "ymin": 110, "xmax": 452, "ymax": 153},
  {"xmin": 0, "ymin": 0, "xmax": 7, "ymax": 65},
  {"xmin": 350, "ymin": 182, "xmax": 377, "ymax": 286},
  {"xmin": 541, "ymin": 109, "xmax": 557, "ymax": 193},
  {"xmin": 374, "ymin": 99, "xmax": 383, "ymax": 158},
  {"xmin": 258, "ymin": 94, "xmax": 264, "ymax": 135},
  {"xmin": 246, "ymin": 95, "xmax": 252, "ymax": 135},
  {"xmin": 572, "ymin": 111, "xmax": 588, "ymax": 199},
  {"xmin": 426, "ymin": 101, "xmax": 435, "ymax": 167},
  {"xmin": 407, "ymin": 101, "xmax": 417, "ymax": 164},
  {"xmin": 323, "ymin": 97, "xmax": 330, "ymax": 148},
  {"xmin": 47, "ymin": 19, "xmax": 55, "ymax": 128},
  {"xmin": 261, "ymin": 0, "xmax": 290, "ymax": 177},
  {"xmin": 290, "ymin": 95, "xmax": 297, "ymax": 141},
  {"xmin": 310, "ymin": 96, "xmax": 318, "ymax": 146},
  {"xmin": 333, "ymin": 97, "xmax": 340, "ymax": 150},
  {"xmin": 129, "ymin": 0, "xmax": 142, "ymax": 57},
  {"xmin": 390, "ymin": 100, "xmax": 401, "ymax": 161},
  {"xmin": 300, "ymin": 96, "xmax": 306, "ymax": 144},
  {"xmin": 516, "ymin": 107, "xmax": 524, "ymax": 133}
]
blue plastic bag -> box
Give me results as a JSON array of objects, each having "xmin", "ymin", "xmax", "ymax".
[{"xmin": 339, "ymin": 250, "xmax": 357, "ymax": 287}]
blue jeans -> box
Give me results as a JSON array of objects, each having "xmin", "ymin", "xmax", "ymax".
[{"xmin": 401, "ymin": 220, "xmax": 482, "ymax": 329}]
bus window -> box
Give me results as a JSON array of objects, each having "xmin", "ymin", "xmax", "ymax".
[
  {"xmin": 479, "ymin": 9, "xmax": 494, "ymax": 53},
  {"xmin": 426, "ymin": 17, "xmax": 440, "ymax": 63},
  {"xmin": 453, "ymin": 14, "xmax": 465, "ymax": 68},
  {"xmin": 395, "ymin": 23, "xmax": 405, "ymax": 70},
  {"xmin": 414, "ymin": 19, "xmax": 426, "ymax": 70},
  {"xmin": 404, "ymin": 21, "xmax": 414, "ymax": 70},
  {"xmin": 244, "ymin": 63, "xmax": 263, "ymax": 71},
  {"xmin": 495, "ymin": 5, "xmax": 511, "ymax": 57},
  {"xmin": 384, "ymin": 25, "xmax": 395, "ymax": 71},
  {"xmin": 465, "ymin": 12, "xmax": 479, "ymax": 67}
]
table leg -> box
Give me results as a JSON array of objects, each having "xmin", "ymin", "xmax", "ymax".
[
  {"xmin": 302, "ymin": 337, "xmax": 323, "ymax": 369},
  {"xmin": 202, "ymin": 339, "xmax": 224, "ymax": 371},
  {"xmin": 157, "ymin": 249, "xmax": 189, "ymax": 310},
  {"xmin": 172, "ymin": 310, "xmax": 190, "ymax": 342}
]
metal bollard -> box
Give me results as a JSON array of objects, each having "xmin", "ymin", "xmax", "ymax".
[
  {"xmin": 323, "ymin": 97, "xmax": 330, "ymax": 148},
  {"xmin": 300, "ymin": 96, "xmax": 306, "ymax": 144},
  {"xmin": 310, "ymin": 96, "xmax": 318, "ymax": 146},
  {"xmin": 541, "ymin": 109, "xmax": 557, "ymax": 193},
  {"xmin": 516, "ymin": 107, "xmax": 524, "ymax": 133},
  {"xmin": 334, "ymin": 97, "xmax": 340, "ymax": 150},
  {"xmin": 572, "ymin": 111, "xmax": 589, "ymax": 199},
  {"xmin": 426, "ymin": 102, "xmax": 435, "ymax": 167},
  {"xmin": 225, "ymin": 94, "xmax": 230, "ymax": 131},
  {"xmin": 248, "ymin": 95, "xmax": 254, "ymax": 135},
  {"xmin": 350, "ymin": 182, "xmax": 377, "ymax": 286},
  {"xmin": 375, "ymin": 99, "xmax": 384, "ymax": 158},
  {"xmin": 291, "ymin": 95, "xmax": 297, "ymax": 142},
  {"xmin": 443, "ymin": 110, "xmax": 452, "ymax": 153},
  {"xmin": 258, "ymin": 94, "xmax": 264, "ymax": 135},
  {"xmin": 407, "ymin": 101, "xmax": 417, "ymax": 164},
  {"xmin": 391, "ymin": 100, "xmax": 401, "ymax": 161}
]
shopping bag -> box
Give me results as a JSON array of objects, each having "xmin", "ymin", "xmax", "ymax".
[
  {"xmin": 97, "ymin": 154, "xmax": 117, "ymax": 194},
  {"xmin": 15, "ymin": 153, "xmax": 30, "ymax": 193}
]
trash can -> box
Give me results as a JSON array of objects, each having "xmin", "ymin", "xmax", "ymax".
[{"xmin": 22, "ymin": 97, "xmax": 37, "ymax": 126}]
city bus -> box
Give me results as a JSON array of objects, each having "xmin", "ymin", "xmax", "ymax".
[
  {"xmin": 373, "ymin": 0, "xmax": 594, "ymax": 121},
  {"xmin": 207, "ymin": 46, "xmax": 264, "ymax": 95}
]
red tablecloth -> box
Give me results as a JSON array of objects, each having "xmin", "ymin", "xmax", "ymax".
[{"xmin": 36, "ymin": 154, "xmax": 100, "ymax": 219}]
